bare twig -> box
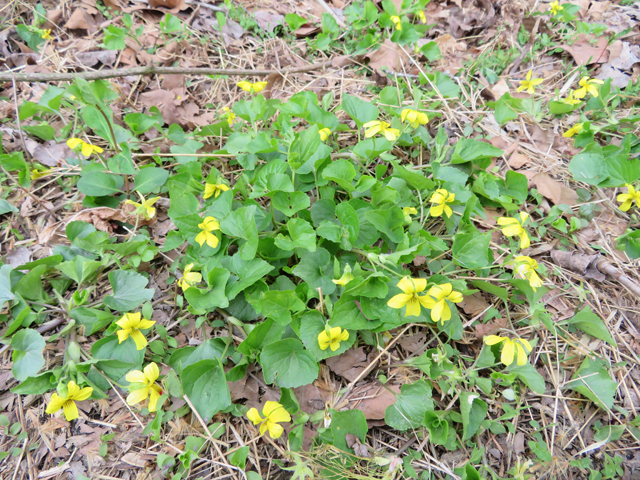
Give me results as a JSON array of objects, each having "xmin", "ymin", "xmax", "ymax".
[{"xmin": 0, "ymin": 59, "xmax": 336, "ymax": 83}]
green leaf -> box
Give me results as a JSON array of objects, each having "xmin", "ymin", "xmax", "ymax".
[
  {"xmin": 330, "ymin": 299, "xmax": 379, "ymax": 330},
  {"xmin": 133, "ymin": 168, "xmax": 169, "ymax": 194},
  {"xmin": 391, "ymin": 163, "xmax": 435, "ymax": 191},
  {"xmin": 181, "ymin": 359, "xmax": 231, "ymax": 421},
  {"xmin": 0, "ymin": 199, "xmax": 18, "ymax": 215},
  {"xmin": 452, "ymin": 231, "xmax": 492, "ymax": 268},
  {"xmin": 11, "ymin": 372, "xmax": 54, "ymax": 395},
  {"xmin": 292, "ymin": 247, "xmax": 336, "ymax": 296},
  {"xmin": 568, "ymin": 152, "xmax": 607, "ymax": 186},
  {"xmin": 169, "ymin": 339, "xmax": 227, "ymax": 374},
  {"xmin": 494, "ymin": 95, "xmax": 518, "ymax": 125},
  {"xmin": 70, "ymin": 307, "xmax": 117, "ymax": 335},
  {"xmin": 56, "ymin": 256, "xmax": 102, "ymax": 285},
  {"xmin": 220, "ymin": 206, "xmax": 259, "ymax": 260},
  {"xmin": 254, "ymin": 290, "xmax": 306, "ymax": 326},
  {"xmin": 272, "ymin": 191, "xmax": 311, "ymax": 216},
  {"xmin": 385, "ymin": 379, "xmax": 434, "ymax": 431},
  {"xmin": 601, "ymin": 156, "xmax": 640, "ymax": 187},
  {"xmin": 566, "ymin": 357, "xmax": 617, "ymax": 410},
  {"xmin": 274, "ymin": 218, "xmax": 316, "ymax": 252},
  {"xmin": 289, "ymin": 125, "xmax": 321, "ymax": 170},
  {"xmin": 260, "ymin": 338, "xmax": 319, "ymax": 388},
  {"xmin": 11, "ymin": 329, "xmax": 45, "ymax": 381},
  {"xmin": 451, "ymin": 139, "xmax": 504, "ymax": 165},
  {"xmin": 284, "ymin": 13, "xmax": 308, "ymax": 31},
  {"xmin": 365, "ymin": 206, "xmax": 405, "ymax": 243},
  {"xmin": 0, "ymin": 265, "xmax": 15, "ymax": 308},
  {"xmin": 77, "ymin": 171, "xmax": 123, "ymax": 196},
  {"xmin": 13, "ymin": 264, "xmax": 48, "ymax": 301},
  {"xmin": 507, "ymin": 362, "xmax": 546, "ymax": 394},
  {"xmin": 92, "ymin": 335, "xmax": 144, "ymax": 381},
  {"xmin": 221, "ymin": 256, "xmax": 274, "ymax": 300},
  {"xmin": 184, "ymin": 267, "xmax": 230, "ymax": 310},
  {"xmin": 297, "ymin": 311, "xmax": 355, "ymax": 360},
  {"xmin": 103, "ymin": 270, "xmax": 154, "ymax": 311},
  {"xmin": 341, "ymin": 94, "xmax": 379, "ymax": 125},
  {"xmin": 460, "ymin": 391, "xmax": 487, "ymax": 440},
  {"xmin": 229, "ymin": 446, "xmax": 249, "ymax": 470},
  {"xmin": 322, "ymin": 160, "xmax": 356, "ymax": 192},
  {"xmin": 423, "ymin": 411, "xmax": 449, "ymax": 445},
  {"xmin": 237, "ymin": 318, "xmax": 284, "ymax": 355},
  {"xmin": 564, "ymin": 306, "xmax": 616, "ymax": 345},
  {"xmin": 328, "ymin": 409, "xmax": 368, "ymax": 452}
]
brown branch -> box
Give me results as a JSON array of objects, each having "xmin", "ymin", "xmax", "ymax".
[{"xmin": 0, "ymin": 59, "xmax": 336, "ymax": 83}]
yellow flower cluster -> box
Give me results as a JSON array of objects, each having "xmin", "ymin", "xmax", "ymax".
[{"xmin": 387, "ymin": 277, "xmax": 463, "ymax": 324}]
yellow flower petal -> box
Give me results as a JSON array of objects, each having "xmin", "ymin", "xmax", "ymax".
[
  {"xmin": 247, "ymin": 408, "xmax": 263, "ymax": 425},
  {"xmin": 501, "ymin": 339, "xmax": 515, "ymax": 366},
  {"xmin": 126, "ymin": 387, "xmax": 149, "ymax": 406},
  {"xmin": 62, "ymin": 400, "xmax": 79, "ymax": 421},
  {"xmin": 143, "ymin": 362, "xmax": 160, "ymax": 383},
  {"xmin": 129, "ymin": 329, "xmax": 148, "ymax": 350},
  {"xmin": 483, "ymin": 335, "xmax": 506, "ymax": 346},
  {"xmin": 46, "ymin": 393, "xmax": 65, "ymax": 414},
  {"xmin": 387, "ymin": 293, "xmax": 412, "ymax": 309},
  {"xmin": 126, "ymin": 369, "xmax": 147, "ymax": 384}
]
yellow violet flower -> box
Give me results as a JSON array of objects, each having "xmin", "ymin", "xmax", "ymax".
[
  {"xmin": 246, "ymin": 401, "xmax": 291, "ymax": 439},
  {"xmin": 400, "ymin": 109, "xmax": 429, "ymax": 128},
  {"xmin": 516, "ymin": 70, "xmax": 543, "ymax": 95},
  {"xmin": 126, "ymin": 363, "xmax": 162, "ymax": 413},
  {"xmin": 549, "ymin": 0, "xmax": 563, "ymax": 15},
  {"xmin": 560, "ymin": 91, "xmax": 581, "ymax": 105},
  {"xmin": 511, "ymin": 256, "xmax": 543, "ymax": 290},
  {"xmin": 178, "ymin": 263, "xmax": 202, "ymax": 290},
  {"xmin": 196, "ymin": 216, "xmax": 220, "ymax": 248},
  {"xmin": 562, "ymin": 123, "xmax": 584, "ymax": 138},
  {"xmin": 41, "ymin": 29, "xmax": 52, "ymax": 40},
  {"xmin": 617, "ymin": 184, "xmax": 640, "ymax": 212},
  {"xmin": 237, "ymin": 81, "xmax": 268, "ymax": 94},
  {"xmin": 429, "ymin": 189, "xmax": 455, "ymax": 218},
  {"xmin": 483, "ymin": 335, "xmax": 532, "ymax": 366},
  {"xmin": 67, "ymin": 138, "xmax": 104, "ymax": 157},
  {"xmin": 390, "ymin": 15, "xmax": 402, "ymax": 30},
  {"xmin": 319, "ymin": 128, "xmax": 331, "ymax": 141},
  {"xmin": 387, "ymin": 276, "xmax": 431, "ymax": 317},
  {"xmin": 363, "ymin": 120, "xmax": 400, "ymax": 141},
  {"xmin": 204, "ymin": 182, "xmax": 230, "ymax": 199},
  {"xmin": 318, "ymin": 327, "xmax": 349, "ymax": 351},
  {"xmin": 222, "ymin": 106, "xmax": 236, "ymax": 126},
  {"xmin": 332, "ymin": 265, "xmax": 354, "ymax": 286},
  {"xmin": 497, "ymin": 212, "xmax": 530, "ymax": 249},
  {"xmin": 31, "ymin": 168, "xmax": 52, "ymax": 180},
  {"xmin": 417, "ymin": 10, "xmax": 427, "ymax": 23},
  {"xmin": 573, "ymin": 76, "xmax": 604, "ymax": 99},
  {"xmin": 46, "ymin": 381, "xmax": 93, "ymax": 421},
  {"xmin": 403, "ymin": 206, "xmax": 418, "ymax": 216},
  {"xmin": 116, "ymin": 312, "xmax": 156, "ymax": 350},
  {"xmin": 422, "ymin": 283, "xmax": 463, "ymax": 325},
  {"xmin": 125, "ymin": 196, "xmax": 159, "ymax": 220}
]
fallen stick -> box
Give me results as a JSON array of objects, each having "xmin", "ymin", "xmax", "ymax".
[
  {"xmin": 0, "ymin": 58, "xmax": 336, "ymax": 83},
  {"xmin": 550, "ymin": 249, "xmax": 640, "ymax": 297}
]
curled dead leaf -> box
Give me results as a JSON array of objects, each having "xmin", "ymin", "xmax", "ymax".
[
  {"xmin": 558, "ymin": 34, "xmax": 609, "ymax": 66},
  {"xmin": 475, "ymin": 317, "xmax": 508, "ymax": 339},
  {"xmin": 365, "ymin": 39, "xmax": 409, "ymax": 86},
  {"xmin": 531, "ymin": 172, "xmax": 579, "ymax": 206}
]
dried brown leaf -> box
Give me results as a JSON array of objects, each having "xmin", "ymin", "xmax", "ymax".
[
  {"xmin": 531, "ymin": 172, "xmax": 579, "ymax": 206},
  {"xmin": 558, "ymin": 34, "xmax": 609, "ymax": 66},
  {"xmin": 475, "ymin": 317, "xmax": 508, "ymax": 339},
  {"xmin": 365, "ymin": 39, "xmax": 409, "ymax": 86}
]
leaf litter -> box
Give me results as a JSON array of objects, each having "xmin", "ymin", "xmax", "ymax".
[{"xmin": 1, "ymin": 0, "xmax": 640, "ymax": 479}]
